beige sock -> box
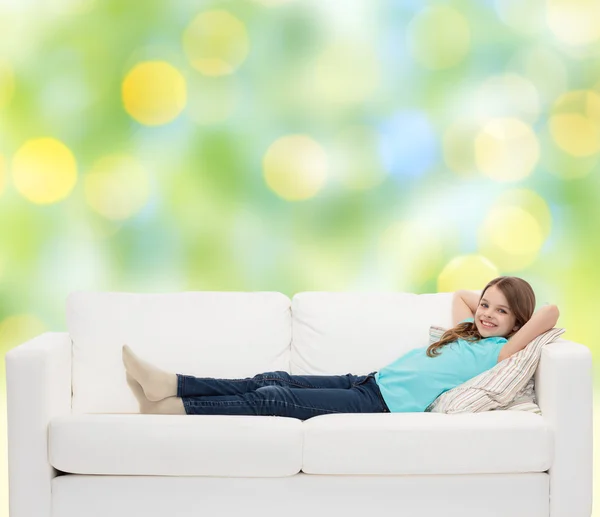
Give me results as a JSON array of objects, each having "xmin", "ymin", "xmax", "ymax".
[
  {"xmin": 122, "ymin": 345, "xmax": 178, "ymax": 401},
  {"xmin": 145, "ymin": 396, "xmax": 187, "ymax": 415},
  {"xmin": 126, "ymin": 373, "xmax": 186, "ymax": 415}
]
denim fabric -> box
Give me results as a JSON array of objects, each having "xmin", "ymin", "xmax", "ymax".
[{"xmin": 176, "ymin": 370, "xmax": 390, "ymax": 420}]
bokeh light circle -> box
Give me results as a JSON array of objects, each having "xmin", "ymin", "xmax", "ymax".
[
  {"xmin": 84, "ymin": 154, "xmax": 151, "ymax": 220},
  {"xmin": 478, "ymin": 205, "xmax": 546, "ymax": 272},
  {"xmin": 183, "ymin": 10, "xmax": 249, "ymax": 76},
  {"xmin": 437, "ymin": 255, "xmax": 499, "ymax": 292},
  {"xmin": 546, "ymin": 0, "xmax": 600, "ymax": 47},
  {"xmin": 474, "ymin": 118, "xmax": 540, "ymax": 181},
  {"xmin": 12, "ymin": 138, "xmax": 77, "ymax": 204},
  {"xmin": 263, "ymin": 135, "xmax": 328, "ymax": 201},
  {"xmin": 330, "ymin": 125, "xmax": 387, "ymax": 190},
  {"xmin": 407, "ymin": 6, "xmax": 470, "ymax": 70},
  {"xmin": 492, "ymin": 188, "xmax": 552, "ymax": 240},
  {"xmin": 379, "ymin": 111, "xmax": 437, "ymax": 179},
  {"xmin": 122, "ymin": 61, "xmax": 187, "ymax": 126},
  {"xmin": 549, "ymin": 90, "xmax": 600, "ymax": 157}
]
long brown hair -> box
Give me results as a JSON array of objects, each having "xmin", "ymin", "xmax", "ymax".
[{"xmin": 426, "ymin": 276, "xmax": 536, "ymax": 358}]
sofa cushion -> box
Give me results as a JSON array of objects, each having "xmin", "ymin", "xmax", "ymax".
[
  {"xmin": 66, "ymin": 291, "xmax": 292, "ymax": 414},
  {"xmin": 49, "ymin": 414, "xmax": 303, "ymax": 477},
  {"xmin": 302, "ymin": 411, "xmax": 552, "ymax": 475},
  {"xmin": 290, "ymin": 292, "xmax": 454, "ymax": 375}
]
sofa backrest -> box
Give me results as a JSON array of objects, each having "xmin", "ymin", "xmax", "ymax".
[
  {"xmin": 66, "ymin": 291, "xmax": 292, "ymax": 414},
  {"xmin": 290, "ymin": 292, "xmax": 454, "ymax": 375}
]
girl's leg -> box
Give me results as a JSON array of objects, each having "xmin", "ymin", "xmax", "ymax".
[
  {"xmin": 123, "ymin": 343, "xmax": 373, "ymax": 401},
  {"xmin": 177, "ymin": 370, "xmax": 372, "ymax": 398},
  {"xmin": 179, "ymin": 378, "xmax": 389, "ymax": 420}
]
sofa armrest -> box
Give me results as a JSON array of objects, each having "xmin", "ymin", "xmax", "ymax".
[
  {"xmin": 5, "ymin": 332, "xmax": 72, "ymax": 517},
  {"xmin": 533, "ymin": 337, "xmax": 593, "ymax": 517}
]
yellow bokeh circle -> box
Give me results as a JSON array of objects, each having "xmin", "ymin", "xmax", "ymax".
[
  {"xmin": 474, "ymin": 118, "xmax": 539, "ymax": 181},
  {"xmin": 478, "ymin": 205, "xmax": 545, "ymax": 272},
  {"xmin": 437, "ymin": 255, "xmax": 499, "ymax": 292},
  {"xmin": 546, "ymin": 0, "xmax": 600, "ymax": 47},
  {"xmin": 183, "ymin": 10, "xmax": 249, "ymax": 76},
  {"xmin": 122, "ymin": 61, "xmax": 187, "ymax": 126},
  {"xmin": 84, "ymin": 154, "xmax": 151, "ymax": 220},
  {"xmin": 492, "ymin": 189, "xmax": 552, "ymax": 240},
  {"xmin": 407, "ymin": 6, "xmax": 470, "ymax": 70},
  {"xmin": 549, "ymin": 90, "xmax": 600, "ymax": 157},
  {"xmin": 12, "ymin": 138, "xmax": 77, "ymax": 204},
  {"xmin": 263, "ymin": 135, "xmax": 328, "ymax": 201}
]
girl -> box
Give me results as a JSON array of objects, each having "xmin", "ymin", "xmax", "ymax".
[{"xmin": 122, "ymin": 276, "xmax": 559, "ymax": 418}]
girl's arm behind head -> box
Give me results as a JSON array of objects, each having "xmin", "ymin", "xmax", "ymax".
[
  {"xmin": 452, "ymin": 290, "xmax": 481, "ymax": 326},
  {"xmin": 497, "ymin": 304, "xmax": 560, "ymax": 362}
]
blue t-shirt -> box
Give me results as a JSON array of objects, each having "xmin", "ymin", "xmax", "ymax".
[{"xmin": 374, "ymin": 318, "xmax": 507, "ymax": 413}]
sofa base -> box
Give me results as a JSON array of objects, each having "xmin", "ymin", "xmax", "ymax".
[{"xmin": 52, "ymin": 472, "xmax": 549, "ymax": 517}]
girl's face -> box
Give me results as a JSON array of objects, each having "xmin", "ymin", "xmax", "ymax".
[{"xmin": 474, "ymin": 285, "xmax": 518, "ymax": 338}]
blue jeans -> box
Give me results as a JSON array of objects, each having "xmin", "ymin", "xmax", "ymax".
[{"xmin": 176, "ymin": 370, "xmax": 390, "ymax": 420}]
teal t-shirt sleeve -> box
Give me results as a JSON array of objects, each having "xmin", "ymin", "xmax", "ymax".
[{"xmin": 460, "ymin": 316, "xmax": 475, "ymax": 323}]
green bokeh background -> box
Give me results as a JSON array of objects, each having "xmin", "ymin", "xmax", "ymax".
[{"xmin": 1, "ymin": 0, "xmax": 599, "ymax": 515}]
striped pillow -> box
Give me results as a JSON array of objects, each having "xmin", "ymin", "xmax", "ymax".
[{"xmin": 425, "ymin": 325, "xmax": 565, "ymax": 414}]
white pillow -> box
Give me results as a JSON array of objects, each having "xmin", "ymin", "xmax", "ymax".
[{"xmin": 425, "ymin": 325, "xmax": 565, "ymax": 414}]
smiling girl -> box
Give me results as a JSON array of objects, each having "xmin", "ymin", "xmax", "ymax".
[{"xmin": 122, "ymin": 276, "xmax": 559, "ymax": 418}]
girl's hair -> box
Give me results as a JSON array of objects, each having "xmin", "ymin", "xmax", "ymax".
[{"xmin": 426, "ymin": 276, "xmax": 536, "ymax": 358}]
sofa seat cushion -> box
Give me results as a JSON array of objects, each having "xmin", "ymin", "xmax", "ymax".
[
  {"xmin": 302, "ymin": 411, "xmax": 552, "ymax": 475},
  {"xmin": 49, "ymin": 414, "xmax": 303, "ymax": 477}
]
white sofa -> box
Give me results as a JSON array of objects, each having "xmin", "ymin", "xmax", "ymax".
[{"xmin": 5, "ymin": 291, "xmax": 593, "ymax": 517}]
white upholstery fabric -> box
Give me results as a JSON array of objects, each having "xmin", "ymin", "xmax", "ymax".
[
  {"xmin": 49, "ymin": 414, "xmax": 302, "ymax": 476},
  {"xmin": 534, "ymin": 338, "xmax": 593, "ymax": 517},
  {"xmin": 48, "ymin": 411, "xmax": 551, "ymax": 478},
  {"xmin": 290, "ymin": 291, "xmax": 454, "ymax": 375},
  {"xmin": 302, "ymin": 411, "xmax": 551, "ymax": 475},
  {"xmin": 66, "ymin": 291, "xmax": 292, "ymax": 414},
  {"xmin": 5, "ymin": 332, "xmax": 72, "ymax": 517},
  {"xmin": 51, "ymin": 472, "xmax": 550, "ymax": 517}
]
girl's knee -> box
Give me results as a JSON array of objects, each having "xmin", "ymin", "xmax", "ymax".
[{"xmin": 255, "ymin": 371, "xmax": 286, "ymax": 380}]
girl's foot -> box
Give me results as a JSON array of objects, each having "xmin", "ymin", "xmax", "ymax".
[
  {"xmin": 122, "ymin": 345, "xmax": 178, "ymax": 401},
  {"xmin": 126, "ymin": 373, "xmax": 186, "ymax": 415}
]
